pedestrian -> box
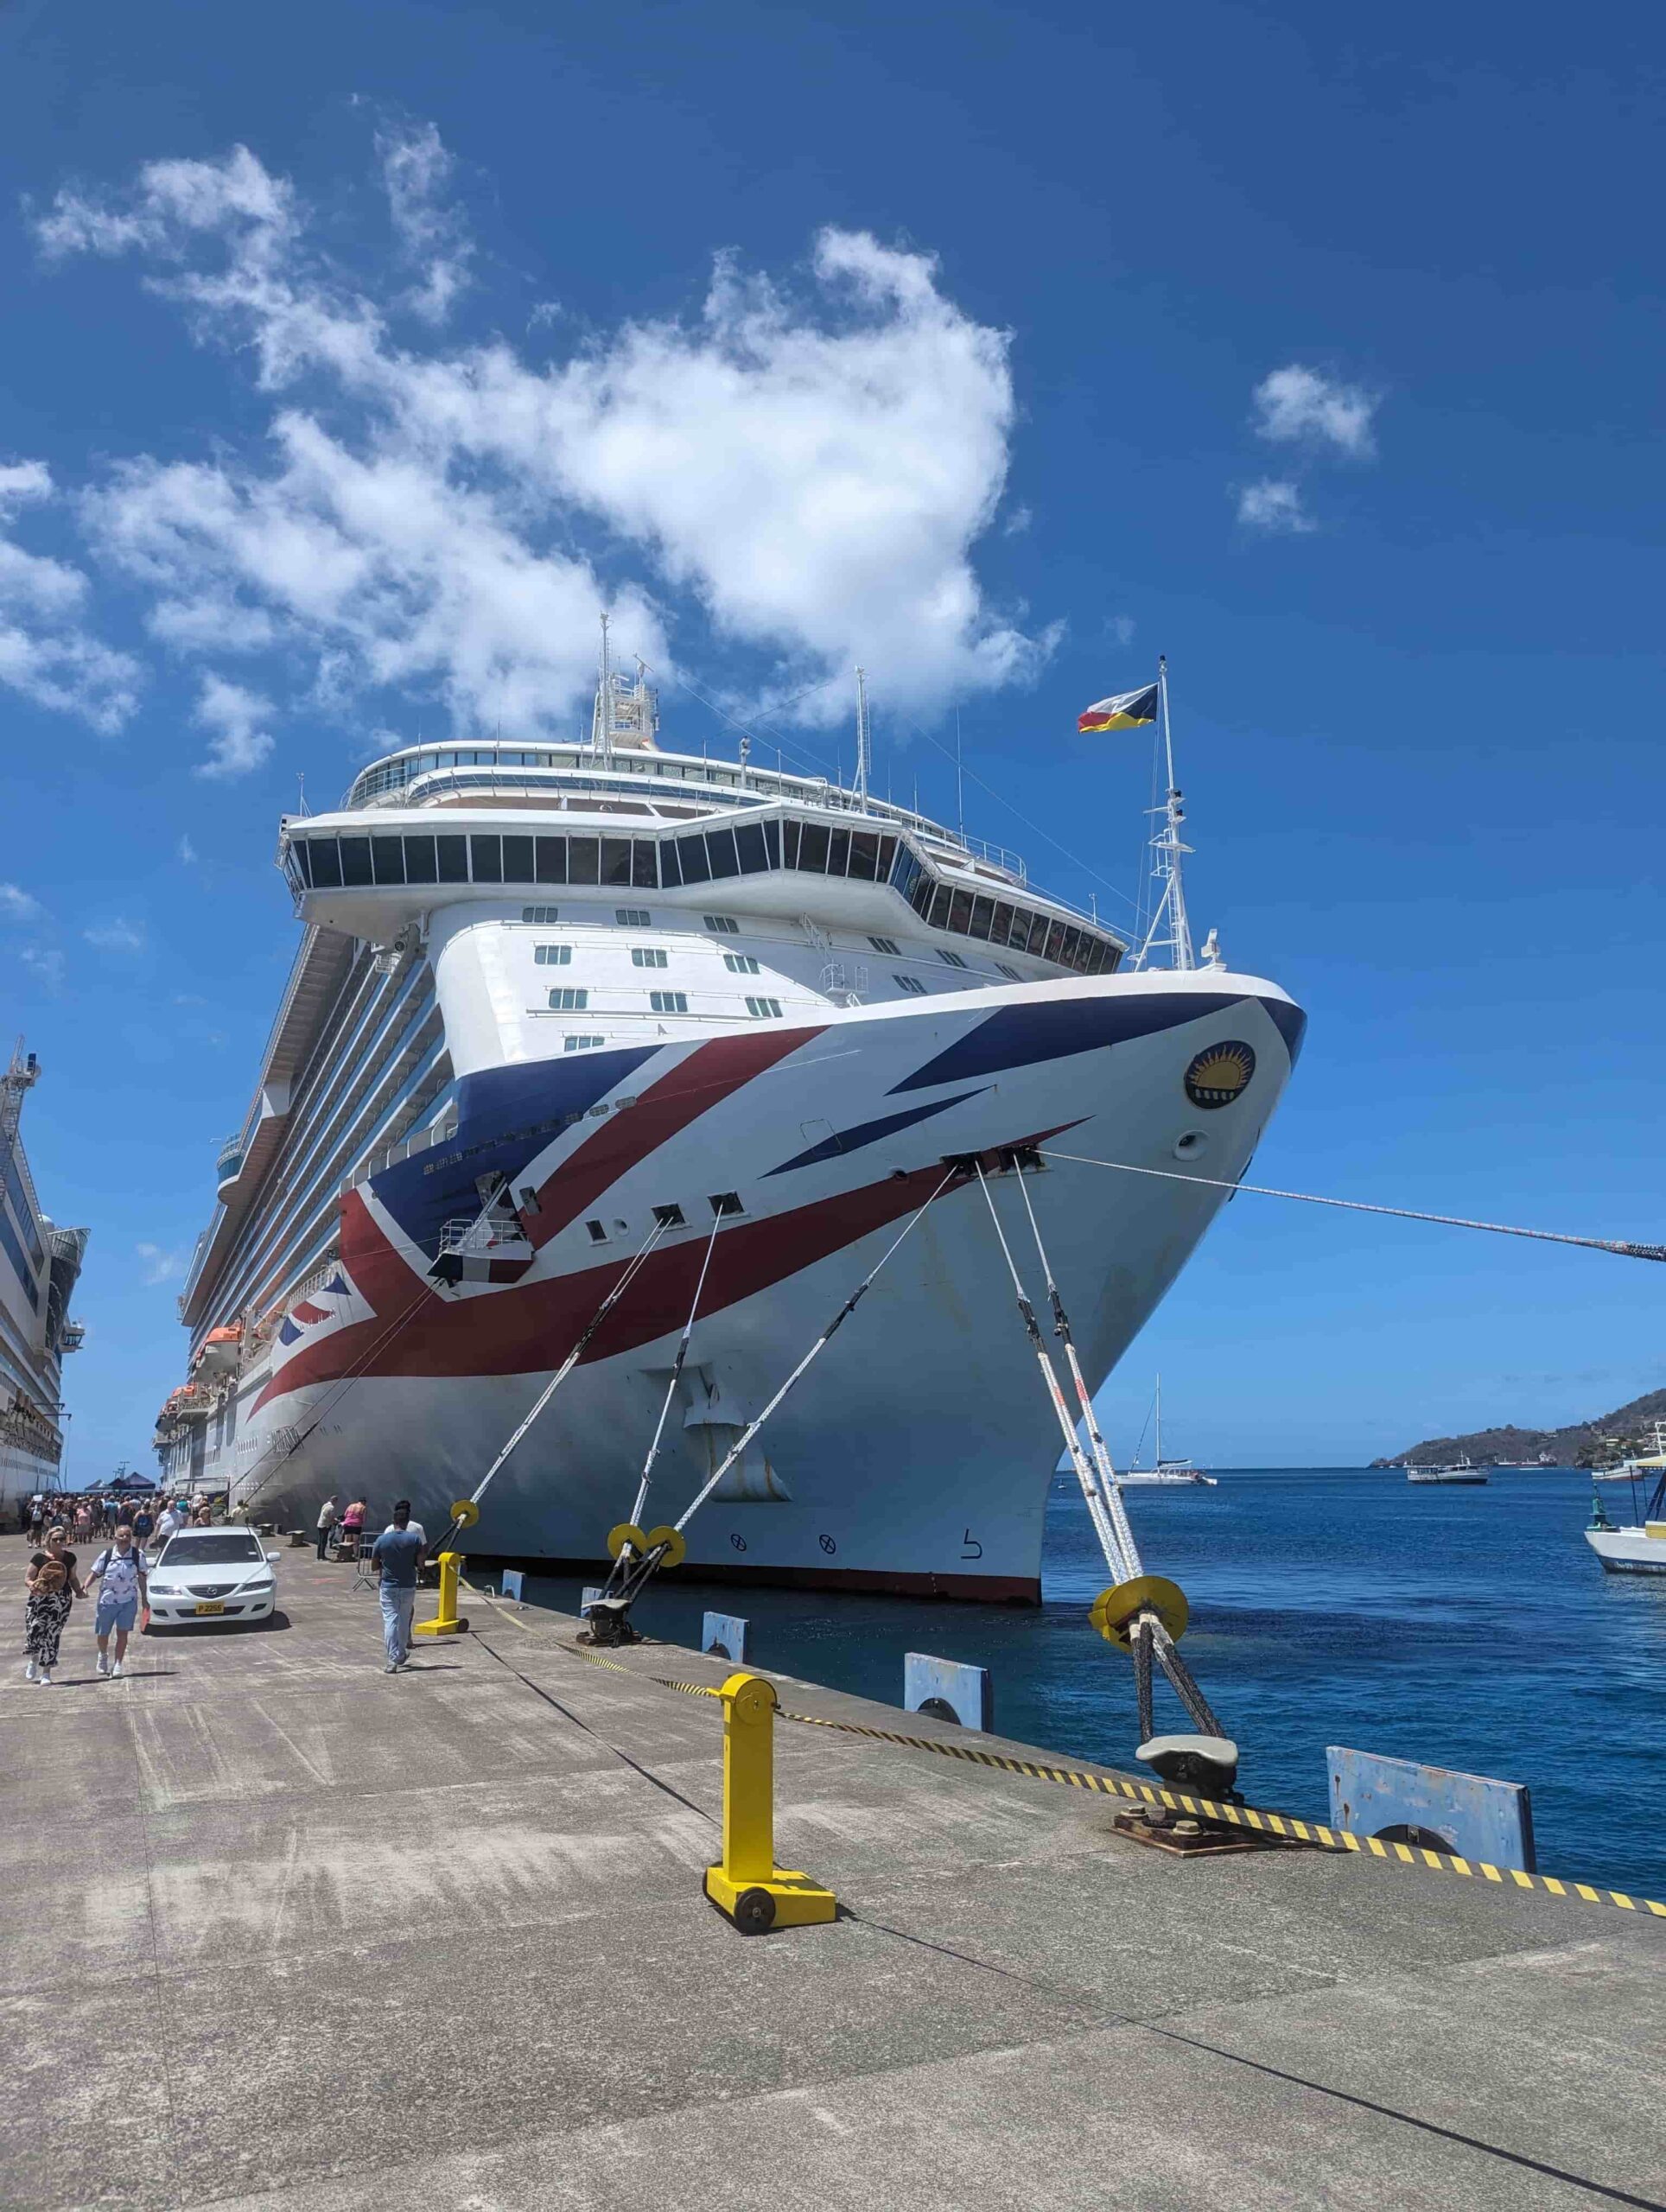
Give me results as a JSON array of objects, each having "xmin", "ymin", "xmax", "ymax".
[
  {"xmin": 73, "ymin": 1499, "xmax": 93, "ymax": 1544},
  {"xmin": 315, "ymin": 1492, "xmax": 339, "ymax": 1561},
  {"xmin": 24, "ymin": 1527, "xmax": 86, "ymax": 1686},
  {"xmin": 153, "ymin": 1497, "xmax": 183, "ymax": 1548},
  {"xmin": 340, "ymin": 1497, "xmax": 368, "ymax": 1559},
  {"xmin": 85, "ymin": 1527, "xmax": 149, "ymax": 1680},
  {"xmin": 369, "ymin": 1502, "xmax": 427, "ymax": 1673},
  {"xmin": 133, "ymin": 1503, "xmax": 154, "ymax": 1548}
]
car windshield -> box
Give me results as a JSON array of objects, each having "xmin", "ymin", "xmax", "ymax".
[{"xmin": 158, "ymin": 1534, "xmax": 265, "ymax": 1567}]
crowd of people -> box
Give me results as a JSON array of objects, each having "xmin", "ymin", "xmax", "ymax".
[
  {"xmin": 17, "ymin": 1484, "xmax": 431, "ymax": 1680},
  {"xmin": 17, "ymin": 1487, "xmax": 224, "ymax": 1546}
]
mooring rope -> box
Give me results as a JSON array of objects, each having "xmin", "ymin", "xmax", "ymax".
[{"xmin": 1039, "ymin": 1150, "xmax": 1666, "ymax": 1264}]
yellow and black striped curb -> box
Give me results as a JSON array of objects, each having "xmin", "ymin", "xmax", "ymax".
[{"xmin": 562, "ymin": 1642, "xmax": 1666, "ymax": 1921}]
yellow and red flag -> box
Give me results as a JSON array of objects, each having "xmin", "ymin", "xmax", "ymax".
[{"xmin": 1078, "ymin": 681, "xmax": 1159, "ymax": 734}]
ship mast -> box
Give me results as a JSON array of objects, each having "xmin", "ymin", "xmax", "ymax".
[
  {"xmin": 1135, "ymin": 656, "xmax": 1196, "ymax": 971},
  {"xmin": 593, "ymin": 613, "xmax": 615, "ymax": 770},
  {"xmin": 854, "ymin": 665, "xmax": 871, "ymax": 812}
]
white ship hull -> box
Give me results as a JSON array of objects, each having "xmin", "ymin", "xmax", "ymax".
[
  {"xmin": 1585, "ymin": 1526, "xmax": 1666, "ymax": 1575},
  {"xmin": 217, "ymin": 969, "xmax": 1300, "ymax": 1597}
]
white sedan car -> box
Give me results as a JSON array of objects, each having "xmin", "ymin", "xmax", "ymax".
[{"xmin": 144, "ymin": 1528, "xmax": 280, "ymax": 1626}]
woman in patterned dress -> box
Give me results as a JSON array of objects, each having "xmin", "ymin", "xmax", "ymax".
[{"xmin": 24, "ymin": 1528, "xmax": 86, "ymax": 1685}]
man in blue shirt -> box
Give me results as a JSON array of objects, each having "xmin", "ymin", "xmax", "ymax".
[{"xmin": 370, "ymin": 1502, "xmax": 427, "ymax": 1672}]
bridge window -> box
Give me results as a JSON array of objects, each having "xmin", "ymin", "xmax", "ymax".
[
  {"xmin": 470, "ymin": 835, "xmax": 502, "ymax": 883},
  {"xmin": 848, "ymin": 830, "xmax": 880, "ymax": 881},
  {"xmin": 340, "ymin": 836, "xmax": 372, "ymax": 887}
]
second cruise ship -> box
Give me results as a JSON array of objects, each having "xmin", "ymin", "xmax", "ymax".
[{"xmin": 156, "ymin": 662, "xmax": 1303, "ymax": 1598}]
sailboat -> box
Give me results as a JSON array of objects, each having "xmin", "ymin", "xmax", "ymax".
[{"xmin": 1121, "ymin": 1376, "xmax": 1218, "ymax": 1486}]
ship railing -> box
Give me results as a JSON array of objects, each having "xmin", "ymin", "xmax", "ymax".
[{"xmin": 436, "ymin": 1216, "xmax": 531, "ymax": 1258}]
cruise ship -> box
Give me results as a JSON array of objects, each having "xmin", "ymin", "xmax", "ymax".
[
  {"xmin": 1, "ymin": 1046, "xmax": 87, "ymax": 1509},
  {"xmin": 156, "ymin": 664, "xmax": 1304, "ymax": 1598}
]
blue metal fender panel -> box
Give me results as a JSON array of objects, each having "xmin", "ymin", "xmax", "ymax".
[{"xmin": 1328, "ymin": 1745, "xmax": 1535, "ymax": 1872}]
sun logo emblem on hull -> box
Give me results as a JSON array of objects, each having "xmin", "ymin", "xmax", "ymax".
[{"xmin": 1184, "ymin": 1040, "xmax": 1256, "ymax": 1109}]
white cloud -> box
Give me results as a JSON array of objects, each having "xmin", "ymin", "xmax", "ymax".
[
  {"xmin": 0, "ymin": 881, "xmax": 45, "ymax": 921},
  {"xmin": 1237, "ymin": 480, "xmax": 1316, "ymax": 535},
  {"xmin": 0, "ymin": 460, "xmax": 54, "ymax": 512},
  {"xmin": 136, "ymin": 1240, "xmax": 186, "ymax": 1286},
  {"xmin": 376, "ymin": 118, "xmax": 474, "ymax": 323},
  {"xmin": 20, "ymin": 945, "xmax": 66, "ymax": 991},
  {"xmin": 1107, "ymin": 613, "xmax": 1135, "ymax": 648},
  {"xmin": 193, "ymin": 672, "xmax": 275, "ymax": 778},
  {"xmin": 83, "ymin": 916, "xmax": 147, "ymax": 951},
  {"xmin": 0, "ymin": 456, "xmax": 143, "ymax": 731},
  {"xmin": 177, "ymin": 833, "xmax": 198, "ymax": 863},
  {"xmin": 1251, "ymin": 365, "xmax": 1377, "ymax": 458},
  {"xmin": 42, "ymin": 137, "xmax": 1046, "ymax": 734}
]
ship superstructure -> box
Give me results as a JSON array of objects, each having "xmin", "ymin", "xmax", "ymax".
[
  {"xmin": 1, "ymin": 1046, "xmax": 87, "ymax": 1506},
  {"xmin": 156, "ymin": 664, "xmax": 1304, "ymax": 1596}
]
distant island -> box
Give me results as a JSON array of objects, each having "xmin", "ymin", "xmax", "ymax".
[{"xmin": 1373, "ymin": 1386, "xmax": 1666, "ymax": 1470}]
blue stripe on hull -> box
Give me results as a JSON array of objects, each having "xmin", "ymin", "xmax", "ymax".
[
  {"xmin": 372, "ymin": 1045, "xmax": 660, "ymax": 1253},
  {"xmin": 889, "ymin": 989, "xmax": 1305, "ymax": 1095},
  {"xmin": 766, "ymin": 1088, "xmax": 986, "ymax": 1175}
]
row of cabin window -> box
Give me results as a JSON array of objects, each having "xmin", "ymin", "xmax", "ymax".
[
  {"xmin": 289, "ymin": 823, "xmax": 1119, "ymax": 975},
  {"xmin": 547, "ymin": 988, "xmax": 779, "ymax": 1018}
]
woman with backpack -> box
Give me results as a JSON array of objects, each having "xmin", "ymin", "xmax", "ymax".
[{"xmin": 25, "ymin": 1528, "xmax": 86, "ymax": 1686}]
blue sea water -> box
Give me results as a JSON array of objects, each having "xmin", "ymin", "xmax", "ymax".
[{"xmin": 508, "ymin": 1467, "xmax": 1666, "ymax": 1901}]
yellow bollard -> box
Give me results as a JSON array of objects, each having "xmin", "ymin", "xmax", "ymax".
[
  {"xmin": 703, "ymin": 1671, "xmax": 836, "ymax": 1935},
  {"xmin": 412, "ymin": 1549, "xmax": 470, "ymax": 1637}
]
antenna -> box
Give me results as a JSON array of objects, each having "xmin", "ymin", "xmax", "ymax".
[
  {"xmin": 594, "ymin": 612, "xmax": 614, "ymax": 769},
  {"xmin": 1135, "ymin": 657, "xmax": 1196, "ymax": 972},
  {"xmin": 955, "ymin": 709, "xmax": 964, "ymax": 839},
  {"xmin": 854, "ymin": 666, "xmax": 871, "ymax": 811}
]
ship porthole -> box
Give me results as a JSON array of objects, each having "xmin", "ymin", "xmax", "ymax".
[{"xmin": 1173, "ymin": 1131, "xmax": 1208, "ymax": 1159}]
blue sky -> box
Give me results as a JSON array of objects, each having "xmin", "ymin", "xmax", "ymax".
[{"xmin": 3, "ymin": 0, "xmax": 1662, "ymax": 1478}]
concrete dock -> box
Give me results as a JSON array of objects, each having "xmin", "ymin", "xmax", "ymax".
[{"xmin": 3, "ymin": 1530, "xmax": 1662, "ymax": 2212}]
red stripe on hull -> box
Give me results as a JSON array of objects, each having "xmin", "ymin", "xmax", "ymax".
[
  {"xmin": 527, "ymin": 1027, "xmax": 826, "ymax": 1248},
  {"xmin": 253, "ymin": 1126, "xmax": 1076, "ymax": 1413},
  {"xmin": 468, "ymin": 1552, "xmax": 1040, "ymax": 1605},
  {"xmin": 258, "ymin": 1157, "xmax": 956, "ymax": 1408}
]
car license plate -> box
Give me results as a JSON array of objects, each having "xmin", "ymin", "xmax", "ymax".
[{"xmin": 194, "ymin": 1600, "xmax": 226, "ymax": 1616}]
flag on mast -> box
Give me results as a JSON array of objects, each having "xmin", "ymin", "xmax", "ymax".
[{"xmin": 1078, "ymin": 681, "xmax": 1159, "ymax": 734}]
